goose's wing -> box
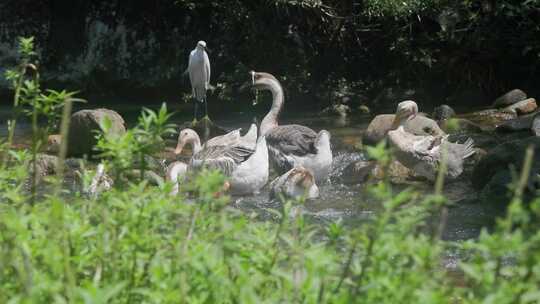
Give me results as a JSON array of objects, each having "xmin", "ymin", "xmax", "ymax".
[
  {"xmin": 205, "ymin": 129, "xmax": 241, "ymax": 147},
  {"xmin": 266, "ymin": 124, "xmax": 318, "ymax": 156},
  {"xmin": 191, "ymin": 145, "xmax": 254, "ymax": 176},
  {"xmin": 411, "ymin": 135, "xmax": 443, "ymax": 157},
  {"xmin": 447, "ymin": 137, "xmax": 475, "ymax": 160}
]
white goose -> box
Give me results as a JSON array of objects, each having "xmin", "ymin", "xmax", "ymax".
[
  {"xmin": 269, "ymin": 166, "xmax": 320, "ymax": 200},
  {"xmin": 387, "ymin": 100, "xmax": 475, "ymax": 181},
  {"xmin": 166, "ymin": 161, "xmax": 188, "ymax": 195},
  {"xmin": 250, "ymin": 71, "xmax": 332, "ymax": 183},
  {"xmin": 188, "ymin": 136, "xmax": 269, "ymax": 195},
  {"xmin": 174, "ymin": 123, "xmax": 257, "ymax": 155}
]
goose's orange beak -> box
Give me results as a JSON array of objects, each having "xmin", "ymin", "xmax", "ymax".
[{"xmin": 174, "ymin": 141, "xmax": 185, "ymax": 155}]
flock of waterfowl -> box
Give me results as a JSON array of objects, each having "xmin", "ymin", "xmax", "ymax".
[
  {"xmin": 168, "ymin": 71, "xmax": 334, "ymax": 199},
  {"xmin": 168, "ymin": 53, "xmax": 477, "ymax": 200}
]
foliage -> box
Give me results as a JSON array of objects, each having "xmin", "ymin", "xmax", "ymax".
[{"xmin": 95, "ymin": 103, "xmax": 175, "ymax": 185}]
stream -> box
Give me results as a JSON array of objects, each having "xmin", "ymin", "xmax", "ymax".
[{"xmin": 0, "ymin": 101, "xmax": 510, "ymax": 273}]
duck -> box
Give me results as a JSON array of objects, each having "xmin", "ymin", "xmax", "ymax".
[
  {"xmin": 188, "ymin": 136, "xmax": 269, "ymax": 195},
  {"xmin": 174, "ymin": 123, "xmax": 257, "ymax": 155},
  {"xmin": 250, "ymin": 71, "xmax": 332, "ymax": 183},
  {"xmin": 387, "ymin": 100, "xmax": 475, "ymax": 181},
  {"xmin": 269, "ymin": 166, "xmax": 320, "ymax": 200}
]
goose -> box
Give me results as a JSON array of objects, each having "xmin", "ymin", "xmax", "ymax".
[
  {"xmin": 174, "ymin": 123, "xmax": 257, "ymax": 155},
  {"xmin": 250, "ymin": 71, "xmax": 332, "ymax": 183},
  {"xmin": 166, "ymin": 161, "xmax": 188, "ymax": 195},
  {"xmin": 387, "ymin": 100, "xmax": 475, "ymax": 181},
  {"xmin": 166, "ymin": 160, "xmax": 231, "ymax": 197},
  {"xmin": 188, "ymin": 136, "xmax": 268, "ymax": 195},
  {"xmin": 269, "ymin": 166, "xmax": 320, "ymax": 200}
]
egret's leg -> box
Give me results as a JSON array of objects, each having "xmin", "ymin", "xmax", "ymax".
[
  {"xmin": 204, "ymin": 98, "xmax": 209, "ymax": 120},
  {"xmin": 193, "ymin": 101, "xmax": 198, "ymax": 124}
]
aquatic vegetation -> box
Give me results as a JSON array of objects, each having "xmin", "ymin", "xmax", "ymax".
[{"xmin": 2, "ymin": 37, "xmax": 540, "ymax": 304}]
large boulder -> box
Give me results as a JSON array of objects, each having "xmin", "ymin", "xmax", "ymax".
[
  {"xmin": 432, "ymin": 104, "xmax": 456, "ymax": 122},
  {"xmin": 67, "ymin": 109, "xmax": 126, "ymax": 156},
  {"xmin": 503, "ymin": 98, "xmax": 537, "ymax": 115},
  {"xmin": 458, "ymin": 109, "xmax": 517, "ymax": 129},
  {"xmin": 496, "ymin": 110, "xmax": 539, "ymax": 132},
  {"xmin": 492, "ymin": 89, "xmax": 527, "ymax": 108},
  {"xmin": 471, "ymin": 136, "xmax": 540, "ymax": 190},
  {"xmin": 364, "ymin": 114, "xmax": 445, "ymax": 144},
  {"xmin": 440, "ymin": 118, "xmax": 483, "ymax": 134},
  {"xmin": 340, "ymin": 159, "xmax": 414, "ymax": 184}
]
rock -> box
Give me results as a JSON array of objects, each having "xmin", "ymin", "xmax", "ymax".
[
  {"xmin": 479, "ymin": 170, "xmax": 513, "ymax": 206},
  {"xmin": 29, "ymin": 154, "xmax": 84, "ymax": 186},
  {"xmin": 496, "ymin": 111, "xmax": 538, "ymax": 132},
  {"xmin": 432, "ymin": 104, "xmax": 456, "ymax": 122},
  {"xmin": 440, "ymin": 118, "xmax": 483, "ymax": 134},
  {"xmin": 372, "ymin": 161, "xmax": 414, "ymax": 183},
  {"xmin": 532, "ymin": 113, "xmax": 540, "ymax": 136},
  {"xmin": 340, "ymin": 160, "xmax": 377, "ymax": 184},
  {"xmin": 340, "ymin": 160, "xmax": 413, "ymax": 184},
  {"xmin": 364, "ymin": 114, "xmax": 445, "ymax": 144},
  {"xmin": 33, "ymin": 154, "xmax": 59, "ymax": 181},
  {"xmin": 68, "ymin": 108, "xmax": 126, "ymax": 157},
  {"xmin": 466, "ymin": 148, "xmax": 488, "ymax": 167},
  {"xmin": 479, "ymin": 167, "xmax": 540, "ymax": 206},
  {"xmin": 492, "ymin": 89, "xmax": 527, "ymax": 108},
  {"xmin": 471, "ymin": 136, "xmax": 540, "ymax": 189},
  {"xmin": 458, "ymin": 109, "xmax": 517, "ymax": 129},
  {"xmin": 320, "ymin": 104, "xmax": 351, "ymax": 117},
  {"xmin": 503, "ymin": 98, "xmax": 537, "ymax": 115}
]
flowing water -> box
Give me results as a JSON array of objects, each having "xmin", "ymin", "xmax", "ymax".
[{"xmin": 0, "ymin": 102, "xmax": 507, "ymax": 273}]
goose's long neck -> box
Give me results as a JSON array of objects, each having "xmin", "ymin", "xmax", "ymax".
[
  {"xmin": 391, "ymin": 114, "xmax": 407, "ymax": 130},
  {"xmin": 192, "ymin": 136, "xmax": 202, "ymax": 154},
  {"xmin": 260, "ymin": 81, "xmax": 284, "ymax": 136}
]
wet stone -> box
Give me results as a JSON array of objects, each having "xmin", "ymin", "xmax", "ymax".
[
  {"xmin": 458, "ymin": 109, "xmax": 517, "ymax": 129},
  {"xmin": 496, "ymin": 112, "xmax": 536, "ymax": 132},
  {"xmin": 492, "ymin": 89, "xmax": 527, "ymax": 108},
  {"xmin": 503, "ymin": 98, "xmax": 537, "ymax": 115},
  {"xmin": 432, "ymin": 104, "xmax": 456, "ymax": 122},
  {"xmin": 364, "ymin": 114, "xmax": 445, "ymax": 144},
  {"xmin": 68, "ymin": 108, "xmax": 126, "ymax": 157}
]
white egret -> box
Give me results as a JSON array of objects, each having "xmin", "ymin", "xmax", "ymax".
[{"xmin": 188, "ymin": 40, "xmax": 211, "ymax": 121}]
